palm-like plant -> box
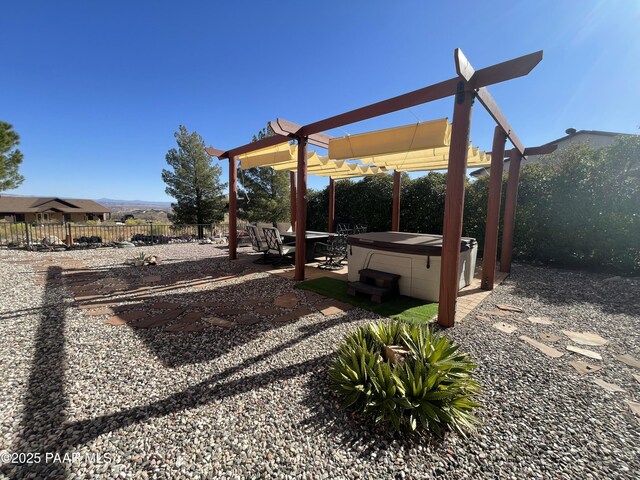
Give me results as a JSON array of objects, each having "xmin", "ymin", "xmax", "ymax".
[{"xmin": 329, "ymin": 320, "xmax": 481, "ymax": 436}]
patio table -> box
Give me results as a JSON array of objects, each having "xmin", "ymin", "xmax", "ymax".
[{"xmin": 281, "ymin": 231, "xmax": 332, "ymax": 262}]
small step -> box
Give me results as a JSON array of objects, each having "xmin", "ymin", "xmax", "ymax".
[
  {"xmin": 347, "ymin": 281, "xmax": 396, "ymax": 304},
  {"xmin": 358, "ymin": 268, "xmax": 401, "ymax": 282}
]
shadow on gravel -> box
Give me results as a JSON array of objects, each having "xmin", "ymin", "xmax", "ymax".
[
  {"xmin": 5, "ymin": 259, "xmax": 369, "ymax": 477},
  {"xmin": 503, "ymin": 264, "xmax": 640, "ymax": 316},
  {"xmin": 3, "ymin": 266, "xmax": 70, "ymax": 479},
  {"xmin": 67, "ymin": 256, "xmax": 338, "ymax": 368}
]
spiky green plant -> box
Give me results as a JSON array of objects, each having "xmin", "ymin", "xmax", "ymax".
[
  {"xmin": 135, "ymin": 251, "xmax": 147, "ymax": 261},
  {"xmin": 329, "ymin": 320, "xmax": 481, "ymax": 436}
]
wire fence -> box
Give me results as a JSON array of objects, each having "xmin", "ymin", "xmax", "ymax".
[{"xmin": 0, "ymin": 221, "xmax": 249, "ymax": 249}]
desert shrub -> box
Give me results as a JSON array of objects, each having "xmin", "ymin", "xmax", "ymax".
[{"xmin": 329, "ymin": 320, "xmax": 481, "ymax": 436}]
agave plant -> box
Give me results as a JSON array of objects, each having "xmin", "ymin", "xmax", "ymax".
[
  {"xmin": 329, "ymin": 320, "xmax": 481, "ymax": 436},
  {"xmin": 135, "ymin": 251, "xmax": 147, "ymax": 261}
]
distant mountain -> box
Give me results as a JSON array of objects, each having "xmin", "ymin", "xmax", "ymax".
[
  {"xmin": 96, "ymin": 198, "xmax": 171, "ymax": 208},
  {"xmin": 95, "ymin": 198, "xmax": 173, "ymax": 210}
]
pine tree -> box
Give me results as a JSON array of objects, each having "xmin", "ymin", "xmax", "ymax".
[
  {"xmin": 238, "ymin": 124, "xmax": 292, "ymax": 223},
  {"xmin": 162, "ymin": 125, "xmax": 227, "ymax": 225},
  {"xmin": 0, "ymin": 121, "xmax": 25, "ymax": 191}
]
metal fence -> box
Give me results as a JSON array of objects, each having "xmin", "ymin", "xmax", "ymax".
[{"xmin": 0, "ymin": 221, "xmax": 249, "ymax": 248}]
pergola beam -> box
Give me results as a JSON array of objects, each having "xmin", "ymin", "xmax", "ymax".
[
  {"xmin": 454, "ymin": 48, "xmax": 542, "ymax": 156},
  {"xmin": 481, "ymin": 127, "xmax": 507, "ymax": 290},
  {"xmin": 270, "ymin": 118, "xmax": 332, "ymax": 148}
]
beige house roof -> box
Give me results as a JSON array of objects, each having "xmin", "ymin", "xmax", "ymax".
[{"xmin": 0, "ymin": 196, "xmax": 111, "ymax": 213}]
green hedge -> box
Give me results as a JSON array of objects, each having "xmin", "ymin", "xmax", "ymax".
[{"xmin": 307, "ymin": 136, "xmax": 639, "ymax": 275}]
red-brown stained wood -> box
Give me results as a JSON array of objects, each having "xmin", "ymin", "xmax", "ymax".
[
  {"xmin": 437, "ymin": 82, "xmax": 474, "ymax": 328},
  {"xmin": 229, "ymin": 155, "xmax": 238, "ymax": 260},
  {"xmin": 289, "ymin": 171, "xmax": 297, "ymax": 230},
  {"xmin": 294, "ymin": 137, "xmax": 308, "ymax": 281},
  {"xmin": 328, "ymin": 178, "xmax": 335, "ymax": 233},
  {"xmin": 481, "ymin": 126, "xmax": 507, "ymax": 290},
  {"xmin": 500, "ymin": 149, "xmax": 522, "ymax": 273},
  {"xmin": 391, "ymin": 171, "xmax": 401, "ymax": 232}
]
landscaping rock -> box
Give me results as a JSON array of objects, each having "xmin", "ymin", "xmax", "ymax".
[{"xmin": 567, "ymin": 345, "xmax": 602, "ymax": 360}]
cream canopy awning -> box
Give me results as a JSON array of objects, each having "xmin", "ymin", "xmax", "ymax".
[
  {"xmin": 235, "ymin": 118, "xmax": 490, "ymax": 176},
  {"xmin": 328, "ymin": 118, "xmax": 452, "ymax": 159}
]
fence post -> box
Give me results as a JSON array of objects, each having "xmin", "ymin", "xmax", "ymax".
[
  {"xmin": 150, "ymin": 221, "xmax": 154, "ymax": 245},
  {"xmin": 66, "ymin": 223, "xmax": 73, "ymax": 247},
  {"xmin": 24, "ymin": 220, "xmax": 30, "ymax": 249}
]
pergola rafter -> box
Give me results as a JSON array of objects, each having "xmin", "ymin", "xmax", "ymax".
[{"xmin": 207, "ymin": 48, "xmax": 552, "ymax": 328}]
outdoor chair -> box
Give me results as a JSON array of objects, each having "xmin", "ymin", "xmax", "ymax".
[
  {"xmin": 262, "ymin": 227, "xmax": 296, "ymax": 266},
  {"xmin": 314, "ymin": 233, "xmax": 348, "ymax": 270},
  {"xmin": 276, "ymin": 222, "xmax": 293, "ymax": 234},
  {"xmin": 247, "ymin": 225, "xmax": 270, "ymax": 264},
  {"xmin": 336, "ymin": 223, "xmax": 353, "ymax": 235},
  {"xmin": 256, "ymin": 222, "xmax": 273, "ymax": 240}
]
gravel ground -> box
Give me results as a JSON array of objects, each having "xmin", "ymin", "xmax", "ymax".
[{"xmin": 0, "ymin": 245, "xmax": 638, "ymax": 479}]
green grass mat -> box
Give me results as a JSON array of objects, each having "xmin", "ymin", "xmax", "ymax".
[{"xmin": 296, "ymin": 277, "xmax": 438, "ymax": 324}]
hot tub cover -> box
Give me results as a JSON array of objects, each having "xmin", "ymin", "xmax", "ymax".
[{"xmin": 347, "ymin": 232, "xmax": 476, "ymax": 256}]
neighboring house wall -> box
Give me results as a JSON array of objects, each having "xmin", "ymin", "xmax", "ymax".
[
  {"xmin": 520, "ymin": 132, "xmax": 619, "ymax": 169},
  {"xmin": 471, "ymin": 130, "xmax": 631, "ymax": 178}
]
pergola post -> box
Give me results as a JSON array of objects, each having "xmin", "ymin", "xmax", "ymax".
[
  {"xmin": 294, "ymin": 137, "xmax": 308, "ymax": 280},
  {"xmin": 481, "ymin": 126, "xmax": 507, "ymax": 289},
  {"xmin": 289, "ymin": 171, "xmax": 297, "ymax": 231},
  {"xmin": 437, "ymin": 82, "xmax": 474, "ymax": 328},
  {"xmin": 228, "ymin": 155, "xmax": 238, "ymax": 260},
  {"xmin": 391, "ymin": 170, "xmax": 401, "ymax": 231},
  {"xmin": 500, "ymin": 149, "xmax": 522, "ymax": 273},
  {"xmin": 328, "ymin": 178, "xmax": 336, "ymax": 233}
]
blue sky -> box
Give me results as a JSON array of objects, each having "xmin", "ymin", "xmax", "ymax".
[{"xmin": 2, "ymin": 0, "xmax": 638, "ymax": 201}]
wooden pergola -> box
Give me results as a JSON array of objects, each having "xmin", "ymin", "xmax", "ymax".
[{"xmin": 206, "ymin": 49, "xmax": 555, "ymax": 328}]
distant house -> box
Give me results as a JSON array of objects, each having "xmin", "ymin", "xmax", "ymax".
[
  {"xmin": 470, "ymin": 128, "xmax": 635, "ymax": 178},
  {"xmin": 0, "ymin": 196, "xmax": 111, "ymax": 224}
]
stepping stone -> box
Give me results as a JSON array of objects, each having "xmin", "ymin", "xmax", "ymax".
[
  {"xmin": 561, "ymin": 330, "xmax": 608, "ymax": 346},
  {"xmin": 253, "ymin": 305, "xmax": 284, "ymax": 316},
  {"xmin": 204, "ymin": 317, "xmax": 236, "ymax": 329},
  {"xmin": 540, "ymin": 333, "xmax": 561, "ymax": 342},
  {"xmin": 624, "ymin": 400, "xmax": 640, "ymax": 422},
  {"xmin": 131, "ymin": 309, "xmax": 186, "ymax": 329},
  {"xmin": 528, "ymin": 316, "xmax": 554, "ymax": 325},
  {"xmin": 164, "ymin": 312, "xmax": 204, "ymax": 332},
  {"xmin": 593, "ymin": 378, "xmax": 625, "ymax": 393},
  {"xmin": 84, "ymin": 308, "xmax": 115, "ymax": 316},
  {"xmin": 79, "ymin": 301, "xmax": 123, "ymax": 310},
  {"xmin": 149, "ymin": 301, "xmax": 181, "ymax": 310},
  {"xmin": 496, "ymin": 304, "xmax": 524, "ymax": 313},
  {"xmin": 302, "ymin": 291, "xmax": 326, "ymax": 304},
  {"xmin": 143, "ymin": 275, "xmax": 162, "ymax": 283},
  {"xmin": 633, "ymin": 374, "xmax": 640, "ymax": 385},
  {"xmin": 493, "ymin": 322, "xmax": 517, "ymax": 334},
  {"xmin": 274, "ymin": 293, "xmax": 299, "ymax": 309},
  {"xmin": 105, "ymin": 310, "xmax": 147, "ymax": 326},
  {"xmin": 319, "ymin": 305, "xmax": 345, "ymax": 317},
  {"xmin": 234, "ymin": 314, "xmax": 261, "ymax": 326},
  {"xmin": 316, "ymin": 300, "xmax": 353, "ymax": 314},
  {"xmin": 475, "ymin": 315, "xmax": 492, "ymax": 322},
  {"xmin": 213, "ymin": 307, "xmax": 246, "ymax": 316},
  {"xmin": 481, "ymin": 310, "xmax": 511, "ymax": 318},
  {"xmin": 568, "ymin": 360, "xmax": 602, "ymax": 375},
  {"xmin": 75, "ymin": 294, "xmax": 104, "ymax": 302},
  {"xmin": 273, "ymin": 307, "xmax": 314, "ymax": 323},
  {"xmin": 519, "ymin": 336, "xmax": 564, "ymax": 358},
  {"xmin": 617, "ymin": 354, "xmax": 640, "ymax": 370},
  {"xmin": 567, "ymin": 345, "xmax": 602, "ymax": 360}
]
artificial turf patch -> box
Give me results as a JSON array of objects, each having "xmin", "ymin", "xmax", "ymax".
[{"xmin": 295, "ymin": 276, "xmax": 438, "ymax": 324}]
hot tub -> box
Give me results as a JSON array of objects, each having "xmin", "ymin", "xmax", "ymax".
[{"xmin": 347, "ymin": 232, "xmax": 477, "ymax": 302}]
